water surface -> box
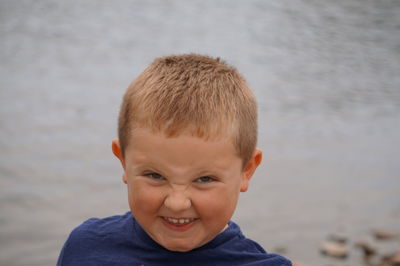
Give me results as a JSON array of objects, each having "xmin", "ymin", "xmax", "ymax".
[{"xmin": 1, "ymin": 1, "xmax": 399, "ymax": 265}]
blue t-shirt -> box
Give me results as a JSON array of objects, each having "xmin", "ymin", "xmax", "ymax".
[{"xmin": 57, "ymin": 212, "xmax": 291, "ymax": 266}]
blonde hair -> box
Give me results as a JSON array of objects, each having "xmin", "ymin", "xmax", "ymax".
[{"xmin": 118, "ymin": 54, "xmax": 258, "ymax": 167}]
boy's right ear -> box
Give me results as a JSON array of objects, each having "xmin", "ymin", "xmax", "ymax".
[{"xmin": 112, "ymin": 138, "xmax": 126, "ymax": 170}]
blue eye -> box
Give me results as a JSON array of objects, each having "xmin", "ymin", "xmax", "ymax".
[
  {"xmin": 196, "ymin": 176, "xmax": 215, "ymax": 183},
  {"xmin": 145, "ymin": 172, "xmax": 164, "ymax": 180}
]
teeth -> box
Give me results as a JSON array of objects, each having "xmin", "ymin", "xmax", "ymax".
[{"xmin": 164, "ymin": 217, "xmax": 195, "ymax": 225}]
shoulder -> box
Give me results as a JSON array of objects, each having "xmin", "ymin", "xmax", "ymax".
[
  {"xmin": 211, "ymin": 221, "xmax": 292, "ymax": 266},
  {"xmin": 57, "ymin": 212, "xmax": 134, "ymax": 266},
  {"xmin": 222, "ymin": 237, "xmax": 291, "ymax": 266},
  {"xmin": 67, "ymin": 212, "xmax": 132, "ymax": 242}
]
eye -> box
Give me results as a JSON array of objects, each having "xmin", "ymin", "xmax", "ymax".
[
  {"xmin": 145, "ymin": 172, "xmax": 164, "ymax": 180},
  {"xmin": 195, "ymin": 176, "xmax": 215, "ymax": 183}
]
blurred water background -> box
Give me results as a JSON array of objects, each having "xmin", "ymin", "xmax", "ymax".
[{"xmin": 1, "ymin": 1, "xmax": 399, "ymax": 265}]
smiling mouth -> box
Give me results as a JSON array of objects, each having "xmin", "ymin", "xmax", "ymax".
[
  {"xmin": 162, "ymin": 217, "xmax": 198, "ymax": 225},
  {"xmin": 161, "ymin": 216, "xmax": 199, "ymax": 231}
]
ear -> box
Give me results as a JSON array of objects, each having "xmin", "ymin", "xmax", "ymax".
[
  {"xmin": 112, "ymin": 138, "xmax": 125, "ymax": 166},
  {"xmin": 240, "ymin": 149, "xmax": 262, "ymax": 192},
  {"xmin": 112, "ymin": 138, "xmax": 127, "ymax": 184}
]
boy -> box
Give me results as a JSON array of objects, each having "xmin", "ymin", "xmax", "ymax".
[{"xmin": 57, "ymin": 54, "xmax": 291, "ymax": 266}]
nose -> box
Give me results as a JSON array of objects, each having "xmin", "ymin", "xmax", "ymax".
[{"xmin": 164, "ymin": 186, "xmax": 191, "ymax": 212}]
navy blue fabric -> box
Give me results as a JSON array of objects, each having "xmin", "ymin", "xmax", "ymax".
[{"xmin": 57, "ymin": 212, "xmax": 291, "ymax": 266}]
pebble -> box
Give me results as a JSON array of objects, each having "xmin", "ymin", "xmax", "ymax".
[
  {"xmin": 273, "ymin": 246, "xmax": 287, "ymax": 254},
  {"xmin": 355, "ymin": 240, "xmax": 378, "ymax": 257},
  {"xmin": 378, "ymin": 251, "xmax": 400, "ymax": 266},
  {"xmin": 292, "ymin": 261, "xmax": 307, "ymax": 266},
  {"xmin": 328, "ymin": 234, "xmax": 348, "ymax": 244},
  {"xmin": 320, "ymin": 241, "xmax": 348, "ymax": 259},
  {"xmin": 391, "ymin": 251, "xmax": 400, "ymax": 264},
  {"xmin": 290, "ymin": 229, "xmax": 399, "ymax": 265},
  {"xmin": 385, "ymin": 251, "xmax": 400, "ymax": 264},
  {"xmin": 373, "ymin": 230, "xmax": 399, "ymax": 240}
]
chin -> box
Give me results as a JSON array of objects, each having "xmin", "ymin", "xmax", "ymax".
[{"xmin": 162, "ymin": 242, "xmax": 197, "ymax": 252}]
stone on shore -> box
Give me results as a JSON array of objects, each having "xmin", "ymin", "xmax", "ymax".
[
  {"xmin": 328, "ymin": 234, "xmax": 348, "ymax": 244},
  {"xmin": 378, "ymin": 251, "xmax": 400, "ymax": 266},
  {"xmin": 320, "ymin": 241, "xmax": 348, "ymax": 259},
  {"xmin": 373, "ymin": 230, "xmax": 399, "ymax": 240},
  {"xmin": 273, "ymin": 246, "xmax": 287, "ymax": 254},
  {"xmin": 355, "ymin": 240, "xmax": 377, "ymax": 257},
  {"xmin": 292, "ymin": 261, "xmax": 307, "ymax": 266}
]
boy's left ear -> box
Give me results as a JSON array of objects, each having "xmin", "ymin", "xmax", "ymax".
[{"xmin": 240, "ymin": 149, "xmax": 262, "ymax": 192}]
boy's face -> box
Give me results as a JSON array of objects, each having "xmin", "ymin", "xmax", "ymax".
[{"xmin": 112, "ymin": 128, "xmax": 261, "ymax": 252}]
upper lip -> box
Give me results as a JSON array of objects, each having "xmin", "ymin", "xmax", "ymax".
[
  {"xmin": 163, "ymin": 216, "xmax": 197, "ymax": 219},
  {"xmin": 161, "ymin": 216, "xmax": 198, "ymax": 220},
  {"xmin": 162, "ymin": 216, "xmax": 199, "ymax": 224}
]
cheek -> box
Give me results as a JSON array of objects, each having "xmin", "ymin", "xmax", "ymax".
[
  {"xmin": 128, "ymin": 181, "xmax": 164, "ymax": 214},
  {"xmin": 194, "ymin": 186, "xmax": 240, "ymax": 220}
]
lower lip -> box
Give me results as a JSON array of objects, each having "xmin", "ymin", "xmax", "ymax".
[{"xmin": 161, "ymin": 218, "xmax": 198, "ymax": 232}]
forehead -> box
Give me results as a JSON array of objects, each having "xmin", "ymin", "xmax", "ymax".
[
  {"xmin": 132, "ymin": 119, "xmax": 237, "ymax": 140},
  {"xmin": 126, "ymin": 128, "xmax": 242, "ymax": 172}
]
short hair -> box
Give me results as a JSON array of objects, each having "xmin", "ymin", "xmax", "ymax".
[{"xmin": 118, "ymin": 54, "xmax": 258, "ymax": 167}]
